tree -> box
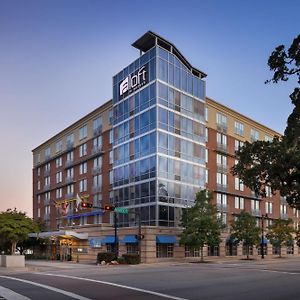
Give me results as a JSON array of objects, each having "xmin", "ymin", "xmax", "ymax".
[
  {"xmin": 266, "ymin": 219, "xmax": 294, "ymax": 258},
  {"xmin": 0, "ymin": 209, "xmax": 40, "ymax": 255},
  {"xmin": 230, "ymin": 211, "xmax": 260, "ymax": 259},
  {"xmin": 232, "ymin": 34, "xmax": 300, "ymax": 208},
  {"xmin": 180, "ymin": 190, "xmax": 223, "ymax": 262}
]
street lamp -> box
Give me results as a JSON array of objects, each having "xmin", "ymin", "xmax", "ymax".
[{"xmin": 261, "ymin": 213, "xmax": 268, "ymax": 259}]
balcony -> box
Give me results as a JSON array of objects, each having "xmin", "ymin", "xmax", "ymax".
[
  {"xmin": 216, "ymin": 203, "xmax": 228, "ymax": 212},
  {"xmin": 65, "ymin": 160, "xmax": 74, "ymax": 168},
  {"xmin": 65, "ymin": 176, "xmax": 74, "ymax": 184},
  {"xmin": 216, "ymin": 164, "xmax": 228, "ymax": 173},
  {"xmin": 44, "ymin": 198, "xmax": 51, "ymax": 205},
  {"xmin": 93, "ymin": 127, "xmax": 102, "ymax": 137},
  {"xmin": 44, "ymin": 214, "xmax": 50, "ymax": 221},
  {"xmin": 216, "ymin": 184, "xmax": 227, "ymax": 192},
  {"xmin": 44, "ymin": 169, "xmax": 50, "ymax": 176},
  {"xmin": 251, "ymin": 209, "xmax": 261, "ymax": 217},
  {"xmin": 92, "ymin": 166, "xmax": 102, "ymax": 175},
  {"xmin": 43, "ymin": 184, "xmax": 51, "ymax": 191},
  {"xmin": 216, "ymin": 143, "xmax": 228, "ymax": 154},
  {"xmin": 66, "ymin": 142, "xmax": 74, "ymax": 151},
  {"xmin": 93, "ymin": 185, "xmax": 102, "ymax": 193},
  {"xmin": 65, "ymin": 192, "xmax": 74, "ymax": 199},
  {"xmin": 216, "ymin": 124, "xmax": 227, "ymax": 134},
  {"xmin": 92, "ymin": 145, "xmax": 104, "ymax": 155},
  {"xmin": 280, "ymin": 213, "xmax": 288, "ymax": 220}
]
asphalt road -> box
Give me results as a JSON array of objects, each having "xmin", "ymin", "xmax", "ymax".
[{"xmin": 1, "ymin": 259, "xmax": 300, "ymax": 299}]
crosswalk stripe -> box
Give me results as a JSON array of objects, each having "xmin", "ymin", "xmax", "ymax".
[
  {"xmin": 0, "ymin": 276, "xmax": 91, "ymax": 300},
  {"xmin": 0, "ymin": 285, "xmax": 31, "ymax": 300}
]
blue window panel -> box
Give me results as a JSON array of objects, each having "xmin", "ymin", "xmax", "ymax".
[
  {"xmin": 149, "ymin": 58, "xmax": 156, "ymax": 82},
  {"xmin": 140, "ymin": 135, "xmax": 150, "ymax": 157},
  {"xmin": 158, "ymin": 82, "xmax": 168, "ymax": 100},
  {"xmin": 158, "ymin": 47, "xmax": 168, "ymax": 60},
  {"xmin": 159, "ymin": 58, "xmax": 168, "ymax": 82}
]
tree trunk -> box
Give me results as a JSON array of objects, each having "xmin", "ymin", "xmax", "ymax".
[
  {"xmin": 279, "ymin": 246, "xmax": 282, "ymax": 258},
  {"xmin": 246, "ymin": 245, "xmax": 249, "ymax": 260},
  {"xmin": 11, "ymin": 241, "xmax": 17, "ymax": 255},
  {"xmin": 200, "ymin": 246, "xmax": 204, "ymax": 262}
]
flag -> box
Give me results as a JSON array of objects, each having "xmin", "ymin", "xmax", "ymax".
[
  {"xmin": 75, "ymin": 193, "xmax": 82, "ymax": 212},
  {"xmin": 61, "ymin": 202, "xmax": 69, "ymax": 216}
]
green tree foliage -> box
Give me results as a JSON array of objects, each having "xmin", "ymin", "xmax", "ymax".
[
  {"xmin": 0, "ymin": 209, "xmax": 40, "ymax": 255},
  {"xmin": 232, "ymin": 34, "xmax": 300, "ymax": 208},
  {"xmin": 180, "ymin": 190, "xmax": 223, "ymax": 262},
  {"xmin": 266, "ymin": 219, "xmax": 294, "ymax": 258},
  {"xmin": 230, "ymin": 211, "xmax": 260, "ymax": 259}
]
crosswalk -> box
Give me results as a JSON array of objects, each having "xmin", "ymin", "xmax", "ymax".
[{"xmin": 0, "ymin": 285, "xmax": 30, "ymax": 300}]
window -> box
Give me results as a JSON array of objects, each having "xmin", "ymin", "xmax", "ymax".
[
  {"xmin": 205, "ymin": 149, "xmax": 208, "ymax": 163},
  {"xmin": 66, "ymin": 168, "xmax": 74, "ymax": 180},
  {"xmin": 280, "ymin": 204, "xmax": 287, "ymax": 214},
  {"xmin": 109, "ymin": 151, "xmax": 113, "ymax": 164},
  {"xmin": 266, "ymin": 186, "xmax": 272, "ymax": 197},
  {"xmin": 56, "ymin": 188, "xmax": 62, "ymax": 199},
  {"xmin": 205, "ymin": 127, "xmax": 208, "ymax": 142},
  {"xmin": 93, "ymin": 136, "xmax": 102, "ymax": 152},
  {"xmin": 79, "ymin": 162, "xmax": 87, "ymax": 175},
  {"xmin": 56, "ymin": 171, "xmax": 62, "ymax": 183},
  {"xmin": 234, "ymin": 121, "xmax": 244, "ymax": 136},
  {"xmin": 235, "ymin": 177, "xmax": 244, "ymax": 191},
  {"xmin": 67, "ymin": 184, "xmax": 74, "ymax": 195},
  {"xmin": 45, "ymin": 192, "xmax": 50, "ymax": 201},
  {"xmin": 265, "ymin": 135, "xmax": 273, "ymax": 142},
  {"xmin": 79, "ymin": 143, "xmax": 87, "ymax": 157},
  {"xmin": 265, "ymin": 202, "xmax": 273, "ymax": 214},
  {"xmin": 216, "ymin": 133, "xmax": 227, "ymax": 145},
  {"xmin": 216, "ymin": 193, "xmax": 227, "ymax": 210},
  {"xmin": 216, "ymin": 112, "xmax": 227, "ymax": 129},
  {"xmin": 216, "ymin": 154, "xmax": 227, "ymax": 168},
  {"xmin": 235, "ymin": 140, "xmax": 244, "ymax": 151},
  {"xmin": 79, "ymin": 125, "xmax": 88, "ymax": 140},
  {"xmin": 250, "ymin": 128, "xmax": 259, "ymax": 141},
  {"xmin": 67, "ymin": 151, "xmax": 74, "ymax": 163},
  {"xmin": 205, "ymin": 107, "xmax": 208, "ymax": 122},
  {"xmin": 126, "ymin": 244, "xmax": 138, "ymax": 254},
  {"xmin": 93, "ymin": 156, "xmax": 102, "ymax": 171},
  {"xmin": 156, "ymin": 244, "xmax": 174, "ymax": 258},
  {"xmin": 93, "ymin": 175, "xmax": 102, "ymax": 190},
  {"xmin": 109, "ymin": 130, "xmax": 114, "ymax": 144},
  {"xmin": 37, "ymin": 168, "xmax": 40, "ymax": 176},
  {"xmin": 185, "ymin": 246, "xmax": 200, "ymax": 257},
  {"xmin": 45, "ymin": 147, "xmax": 51, "ymax": 159},
  {"xmin": 109, "ymin": 171, "xmax": 113, "ymax": 185},
  {"xmin": 56, "ymin": 157, "xmax": 62, "ymax": 168},
  {"xmin": 251, "ymin": 200, "xmax": 260, "ymax": 215},
  {"xmin": 45, "ymin": 163, "xmax": 50, "ymax": 171},
  {"xmin": 93, "ymin": 116, "xmax": 102, "ymax": 134},
  {"xmin": 108, "ymin": 109, "xmax": 113, "ymax": 125},
  {"xmin": 56, "ymin": 140, "xmax": 63, "ymax": 153},
  {"xmin": 37, "ymin": 195, "xmax": 41, "ymax": 203},
  {"xmin": 37, "ymin": 181, "xmax": 40, "ymax": 190},
  {"xmin": 79, "ymin": 179, "xmax": 87, "ymax": 192},
  {"xmin": 216, "ymin": 173, "xmax": 227, "ymax": 186},
  {"xmin": 217, "ymin": 212, "xmax": 227, "ymax": 225},
  {"xmin": 235, "ymin": 197, "xmax": 244, "ymax": 209},
  {"xmin": 205, "ymin": 169, "xmax": 208, "ymax": 184},
  {"xmin": 66, "ymin": 133, "xmax": 74, "ymax": 148},
  {"xmin": 45, "ymin": 176, "xmax": 50, "ymax": 186}
]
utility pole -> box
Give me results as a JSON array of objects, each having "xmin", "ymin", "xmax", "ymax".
[
  {"xmin": 261, "ymin": 214, "xmax": 268, "ymax": 259},
  {"xmin": 114, "ymin": 212, "xmax": 118, "ymax": 258}
]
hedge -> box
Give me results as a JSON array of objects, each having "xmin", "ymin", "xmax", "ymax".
[
  {"xmin": 97, "ymin": 252, "xmax": 116, "ymax": 263},
  {"xmin": 122, "ymin": 253, "xmax": 140, "ymax": 264}
]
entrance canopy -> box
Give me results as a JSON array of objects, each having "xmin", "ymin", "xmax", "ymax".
[{"xmin": 29, "ymin": 230, "xmax": 88, "ymax": 240}]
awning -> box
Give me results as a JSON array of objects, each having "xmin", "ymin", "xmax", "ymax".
[
  {"xmin": 261, "ymin": 238, "xmax": 268, "ymax": 244},
  {"xmin": 66, "ymin": 210, "xmax": 103, "ymax": 219},
  {"xmin": 28, "ymin": 230, "xmax": 88, "ymax": 240},
  {"xmin": 89, "ymin": 237, "xmax": 102, "ymax": 248},
  {"xmin": 101, "ymin": 235, "xmax": 116, "ymax": 244},
  {"xmin": 156, "ymin": 235, "xmax": 177, "ymax": 244},
  {"xmin": 121, "ymin": 235, "xmax": 138, "ymax": 244}
]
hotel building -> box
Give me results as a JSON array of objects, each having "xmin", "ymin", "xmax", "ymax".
[{"xmin": 32, "ymin": 31, "xmax": 300, "ymax": 262}]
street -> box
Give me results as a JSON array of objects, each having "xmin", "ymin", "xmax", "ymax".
[{"xmin": 1, "ymin": 258, "xmax": 300, "ymax": 299}]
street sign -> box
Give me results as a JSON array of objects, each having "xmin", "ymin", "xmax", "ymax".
[{"xmin": 114, "ymin": 207, "xmax": 128, "ymax": 214}]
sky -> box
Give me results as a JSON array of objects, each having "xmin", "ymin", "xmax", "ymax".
[{"xmin": 0, "ymin": 0, "xmax": 299, "ymax": 216}]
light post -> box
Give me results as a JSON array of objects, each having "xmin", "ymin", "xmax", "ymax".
[{"xmin": 261, "ymin": 213, "xmax": 268, "ymax": 259}]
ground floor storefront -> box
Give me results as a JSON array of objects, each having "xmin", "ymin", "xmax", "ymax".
[{"xmin": 31, "ymin": 225, "xmax": 300, "ymax": 263}]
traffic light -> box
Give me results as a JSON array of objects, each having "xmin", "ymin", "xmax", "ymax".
[
  {"xmin": 81, "ymin": 202, "xmax": 93, "ymax": 209},
  {"xmin": 104, "ymin": 205, "xmax": 115, "ymax": 211}
]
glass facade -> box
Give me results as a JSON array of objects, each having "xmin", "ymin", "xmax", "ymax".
[{"xmin": 112, "ymin": 45, "xmax": 206, "ymax": 227}]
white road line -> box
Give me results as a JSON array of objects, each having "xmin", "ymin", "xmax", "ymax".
[
  {"xmin": 0, "ymin": 285, "xmax": 31, "ymax": 300},
  {"xmin": 0, "ymin": 276, "xmax": 91, "ymax": 300},
  {"xmin": 35, "ymin": 272, "xmax": 189, "ymax": 300},
  {"xmin": 260, "ymin": 269, "xmax": 300, "ymax": 275}
]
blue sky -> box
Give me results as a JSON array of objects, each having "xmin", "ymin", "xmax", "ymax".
[{"xmin": 0, "ymin": 0, "xmax": 299, "ymax": 215}]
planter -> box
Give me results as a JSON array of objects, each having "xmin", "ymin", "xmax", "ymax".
[{"xmin": 1, "ymin": 255, "xmax": 25, "ymax": 268}]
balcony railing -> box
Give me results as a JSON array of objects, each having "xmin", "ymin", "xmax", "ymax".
[
  {"xmin": 216, "ymin": 203, "xmax": 228, "ymax": 212},
  {"xmin": 65, "ymin": 192, "xmax": 74, "ymax": 199},
  {"xmin": 280, "ymin": 213, "xmax": 288, "ymax": 220},
  {"xmin": 216, "ymin": 143, "xmax": 228, "ymax": 153},
  {"xmin": 92, "ymin": 145, "xmax": 103, "ymax": 155},
  {"xmin": 65, "ymin": 176, "xmax": 74, "ymax": 184},
  {"xmin": 66, "ymin": 142, "xmax": 74, "ymax": 151},
  {"xmin": 216, "ymin": 164, "xmax": 228, "ymax": 173},
  {"xmin": 44, "ymin": 198, "xmax": 51, "ymax": 205},
  {"xmin": 65, "ymin": 160, "xmax": 74, "ymax": 168},
  {"xmin": 216, "ymin": 184, "xmax": 227, "ymax": 192},
  {"xmin": 251, "ymin": 209, "xmax": 260, "ymax": 217},
  {"xmin": 43, "ymin": 184, "xmax": 51, "ymax": 191},
  {"xmin": 93, "ymin": 185, "xmax": 102, "ymax": 193},
  {"xmin": 92, "ymin": 166, "xmax": 102, "ymax": 175},
  {"xmin": 44, "ymin": 169, "xmax": 50, "ymax": 176},
  {"xmin": 216, "ymin": 124, "xmax": 227, "ymax": 134}
]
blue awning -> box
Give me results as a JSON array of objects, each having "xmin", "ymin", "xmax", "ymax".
[
  {"xmin": 156, "ymin": 235, "xmax": 177, "ymax": 244},
  {"xmin": 261, "ymin": 238, "xmax": 268, "ymax": 244},
  {"xmin": 101, "ymin": 235, "xmax": 116, "ymax": 244},
  {"xmin": 121, "ymin": 235, "xmax": 138, "ymax": 244},
  {"xmin": 89, "ymin": 237, "xmax": 102, "ymax": 248}
]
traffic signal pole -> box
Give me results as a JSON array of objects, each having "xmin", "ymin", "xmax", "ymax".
[{"xmin": 114, "ymin": 212, "xmax": 118, "ymax": 258}]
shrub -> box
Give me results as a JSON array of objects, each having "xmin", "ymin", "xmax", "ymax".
[
  {"xmin": 117, "ymin": 257, "xmax": 126, "ymax": 264},
  {"xmin": 122, "ymin": 253, "xmax": 140, "ymax": 264},
  {"xmin": 97, "ymin": 252, "xmax": 116, "ymax": 264}
]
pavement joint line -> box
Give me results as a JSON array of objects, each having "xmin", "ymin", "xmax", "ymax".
[
  {"xmin": 0, "ymin": 276, "xmax": 91, "ymax": 300},
  {"xmin": 34, "ymin": 272, "xmax": 190, "ymax": 300},
  {"xmin": 0, "ymin": 285, "xmax": 31, "ymax": 300}
]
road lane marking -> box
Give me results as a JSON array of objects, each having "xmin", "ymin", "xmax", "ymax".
[
  {"xmin": 0, "ymin": 276, "xmax": 91, "ymax": 300},
  {"xmin": 0, "ymin": 285, "xmax": 31, "ymax": 300},
  {"xmin": 260, "ymin": 269, "xmax": 299, "ymax": 275},
  {"xmin": 35, "ymin": 273, "xmax": 189, "ymax": 300}
]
